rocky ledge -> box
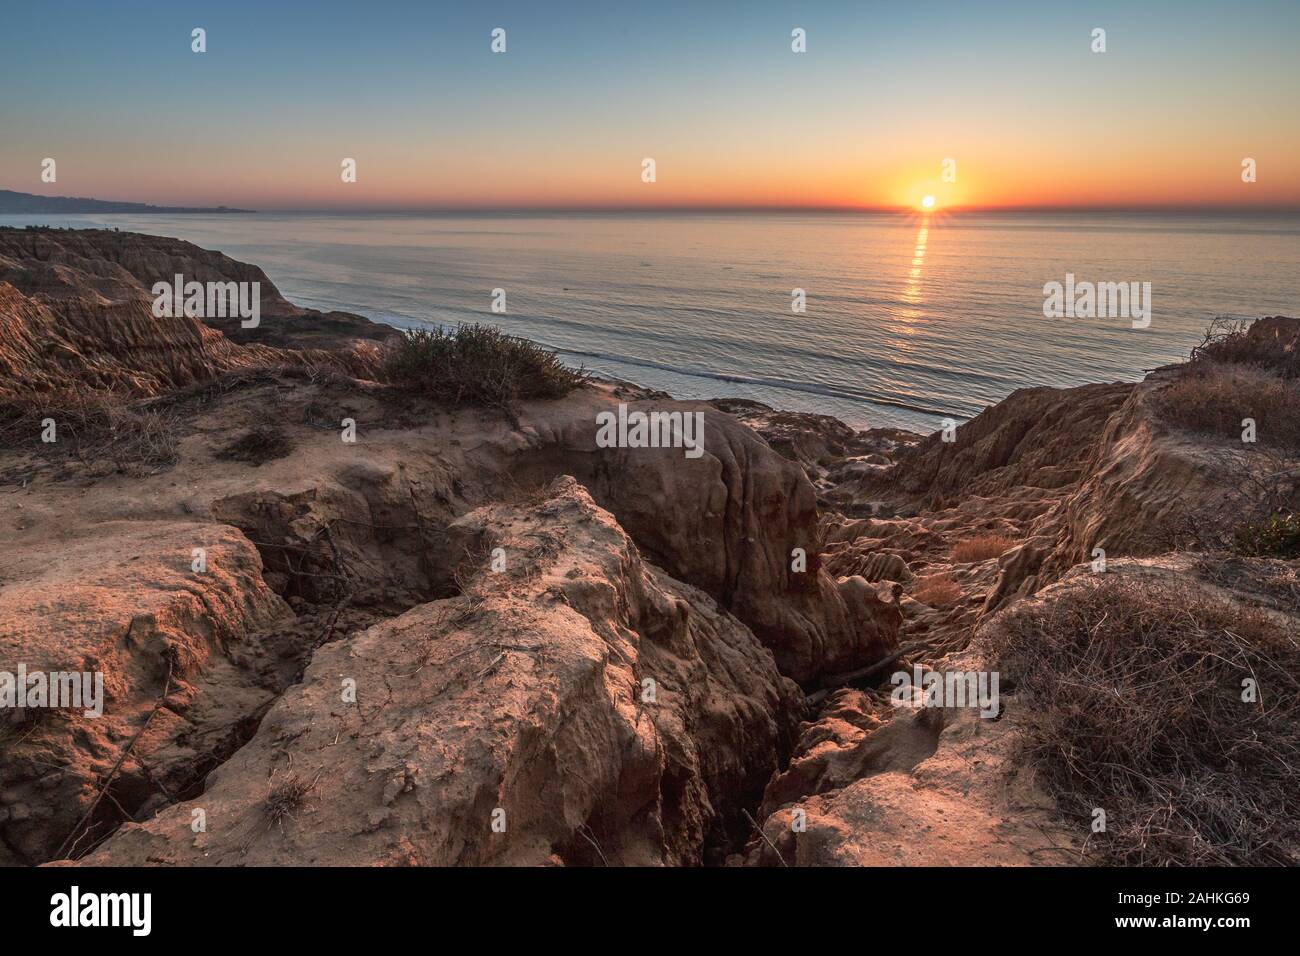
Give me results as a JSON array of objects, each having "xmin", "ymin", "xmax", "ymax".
[{"xmin": 1, "ymin": 228, "xmax": 1296, "ymax": 867}]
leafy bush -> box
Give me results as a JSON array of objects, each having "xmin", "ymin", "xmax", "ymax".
[{"xmin": 379, "ymin": 324, "xmax": 586, "ymax": 417}]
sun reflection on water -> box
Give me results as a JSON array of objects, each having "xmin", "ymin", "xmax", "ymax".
[{"xmin": 900, "ymin": 214, "xmax": 930, "ymax": 315}]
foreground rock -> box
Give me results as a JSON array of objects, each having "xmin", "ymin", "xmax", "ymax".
[
  {"xmin": 746, "ymin": 699, "xmax": 1079, "ymax": 867},
  {"xmin": 0, "ymin": 523, "xmax": 294, "ymax": 864},
  {"xmin": 75, "ymin": 478, "xmax": 802, "ymax": 866},
  {"xmin": 1, "ymin": 371, "xmax": 900, "ymax": 863}
]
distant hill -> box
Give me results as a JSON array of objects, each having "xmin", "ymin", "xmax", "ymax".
[{"xmin": 0, "ymin": 189, "xmax": 253, "ymax": 214}]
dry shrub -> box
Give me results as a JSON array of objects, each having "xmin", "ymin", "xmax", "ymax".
[
  {"xmin": 380, "ymin": 324, "xmax": 587, "ymax": 419},
  {"xmin": 1157, "ymin": 360, "xmax": 1300, "ymax": 449},
  {"xmin": 264, "ymin": 774, "xmax": 319, "ymax": 830},
  {"xmin": 911, "ymin": 571, "xmax": 961, "ymax": 608},
  {"xmin": 1194, "ymin": 554, "xmax": 1300, "ymax": 610},
  {"xmin": 990, "ymin": 575, "xmax": 1300, "ymax": 865},
  {"xmin": 1157, "ymin": 317, "xmax": 1300, "ymax": 449},
  {"xmin": 1190, "ymin": 317, "xmax": 1300, "ymax": 379},
  {"xmin": 1236, "ymin": 512, "xmax": 1300, "ymax": 559},
  {"xmin": 951, "ymin": 533, "xmax": 1017, "ymax": 563},
  {"xmin": 217, "ymin": 424, "xmax": 294, "ymax": 465},
  {"xmin": 0, "ymin": 388, "xmax": 180, "ymax": 471}
]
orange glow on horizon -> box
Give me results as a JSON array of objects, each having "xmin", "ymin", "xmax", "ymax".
[{"xmin": 12, "ymin": 144, "xmax": 1299, "ymax": 212}]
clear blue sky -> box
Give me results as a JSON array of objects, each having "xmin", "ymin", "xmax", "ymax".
[{"xmin": 2, "ymin": 0, "xmax": 1297, "ymax": 209}]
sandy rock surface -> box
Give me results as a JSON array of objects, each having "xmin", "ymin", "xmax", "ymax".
[
  {"xmin": 4, "ymin": 229, "xmax": 1296, "ymax": 868},
  {"xmin": 75, "ymin": 478, "xmax": 802, "ymax": 866}
]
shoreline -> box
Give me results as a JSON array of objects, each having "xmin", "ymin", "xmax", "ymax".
[{"xmin": 8, "ymin": 214, "xmax": 1289, "ymax": 434}]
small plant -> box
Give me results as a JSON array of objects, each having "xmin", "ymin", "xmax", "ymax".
[
  {"xmin": 951, "ymin": 534, "xmax": 1016, "ymax": 563},
  {"xmin": 264, "ymin": 774, "xmax": 318, "ymax": 830},
  {"xmin": 1237, "ymin": 512, "xmax": 1300, "ymax": 559},
  {"xmin": 217, "ymin": 424, "xmax": 294, "ymax": 465},
  {"xmin": 379, "ymin": 324, "xmax": 586, "ymax": 419},
  {"xmin": 911, "ymin": 571, "xmax": 961, "ymax": 608}
]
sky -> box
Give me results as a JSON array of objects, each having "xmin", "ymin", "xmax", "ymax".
[{"xmin": 1, "ymin": 0, "xmax": 1297, "ymax": 211}]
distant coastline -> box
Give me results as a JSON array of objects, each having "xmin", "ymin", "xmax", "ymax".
[{"xmin": 0, "ymin": 189, "xmax": 253, "ymax": 215}]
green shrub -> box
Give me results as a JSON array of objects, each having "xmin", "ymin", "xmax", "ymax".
[{"xmin": 379, "ymin": 324, "xmax": 586, "ymax": 417}]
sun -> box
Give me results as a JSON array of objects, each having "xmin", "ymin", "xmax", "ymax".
[{"xmin": 920, "ymin": 195, "xmax": 936, "ymax": 210}]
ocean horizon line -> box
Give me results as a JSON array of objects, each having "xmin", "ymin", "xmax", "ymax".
[{"xmin": 6, "ymin": 201, "xmax": 1300, "ymax": 218}]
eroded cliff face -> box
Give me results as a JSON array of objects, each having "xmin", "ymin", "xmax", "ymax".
[
  {"xmin": 736, "ymin": 318, "xmax": 1299, "ymax": 867},
  {"xmin": 0, "ymin": 227, "xmax": 396, "ymax": 397},
  {"xmin": 2, "ymin": 229, "xmax": 1295, "ymax": 867},
  {"xmin": 0, "ymin": 367, "xmax": 903, "ymax": 864},
  {"xmin": 0, "ymin": 229, "xmax": 901, "ymax": 866},
  {"xmin": 73, "ymin": 478, "xmax": 804, "ymax": 866}
]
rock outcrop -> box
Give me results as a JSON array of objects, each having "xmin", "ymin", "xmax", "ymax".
[
  {"xmin": 745, "ymin": 691, "xmax": 1078, "ymax": 867},
  {"xmin": 3, "ymin": 228, "xmax": 1295, "ymax": 868},
  {"xmin": 1, "ymin": 229, "xmax": 906, "ymax": 865},
  {"xmin": 74, "ymin": 478, "xmax": 802, "ymax": 866},
  {"xmin": 0, "ymin": 227, "xmax": 396, "ymax": 396},
  {"xmin": 0, "ymin": 522, "xmax": 294, "ymax": 864},
  {"xmin": 522, "ymin": 399, "xmax": 902, "ymax": 683}
]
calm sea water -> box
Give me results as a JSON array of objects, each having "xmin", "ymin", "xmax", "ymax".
[{"xmin": 5, "ymin": 211, "xmax": 1297, "ymax": 432}]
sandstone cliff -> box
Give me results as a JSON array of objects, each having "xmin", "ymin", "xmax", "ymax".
[
  {"xmin": 2, "ymin": 229, "xmax": 1295, "ymax": 867},
  {"xmin": 0, "ymin": 227, "xmax": 396, "ymax": 396}
]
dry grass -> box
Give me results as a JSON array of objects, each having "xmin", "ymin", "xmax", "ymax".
[
  {"xmin": 1157, "ymin": 360, "xmax": 1300, "ymax": 449},
  {"xmin": 911, "ymin": 571, "xmax": 962, "ymax": 608},
  {"xmin": 951, "ymin": 533, "xmax": 1017, "ymax": 563},
  {"xmin": 1194, "ymin": 554, "xmax": 1300, "ymax": 611},
  {"xmin": 264, "ymin": 773, "xmax": 319, "ymax": 830},
  {"xmin": 0, "ymin": 388, "xmax": 180, "ymax": 472},
  {"xmin": 1190, "ymin": 317, "xmax": 1300, "ymax": 379},
  {"xmin": 217, "ymin": 424, "xmax": 295, "ymax": 465},
  {"xmin": 1156, "ymin": 318, "xmax": 1300, "ymax": 449},
  {"xmin": 989, "ymin": 575, "xmax": 1300, "ymax": 866}
]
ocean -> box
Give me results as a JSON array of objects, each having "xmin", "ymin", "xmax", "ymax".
[{"xmin": 5, "ymin": 211, "xmax": 1297, "ymax": 432}]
